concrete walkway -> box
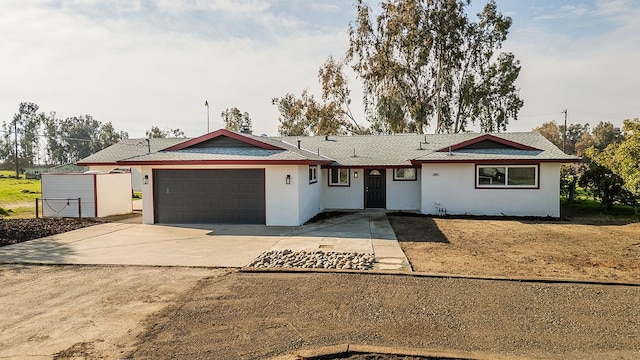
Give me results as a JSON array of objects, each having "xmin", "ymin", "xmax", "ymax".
[{"xmin": 0, "ymin": 211, "xmax": 410, "ymax": 271}]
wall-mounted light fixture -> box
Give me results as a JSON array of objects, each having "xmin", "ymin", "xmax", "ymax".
[
  {"xmin": 354, "ymin": 171, "xmax": 359, "ymax": 178},
  {"xmin": 143, "ymin": 175, "xmax": 149, "ymax": 184},
  {"xmin": 286, "ymin": 174, "xmax": 291, "ymax": 184}
]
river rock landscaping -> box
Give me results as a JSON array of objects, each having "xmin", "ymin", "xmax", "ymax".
[
  {"xmin": 0, "ymin": 218, "xmax": 101, "ymax": 247},
  {"xmin": 247, "ymin": 249, "xmax": 375, "ymax": 270}
]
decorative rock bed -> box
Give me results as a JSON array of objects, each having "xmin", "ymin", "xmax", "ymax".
[
  {"xmin": 0, "ymin": 218, "xmax": 101, "ymax": 247},
  {"xmin": 247, "ymin": 249, "xmax": 375, "ymax": 270}
]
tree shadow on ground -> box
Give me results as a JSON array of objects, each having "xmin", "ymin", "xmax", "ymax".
[
  {"xmin": 0, "ymin": 239, "xmax": 76, "ymax": 264},
  {"xmin": 387, "ymin": 213, "xmax": 449, "ymax": 244}
]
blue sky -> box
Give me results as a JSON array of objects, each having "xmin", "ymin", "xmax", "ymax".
[{"xmin": 1, "ymin": 0, "xmax": 638, "ymax": 138}]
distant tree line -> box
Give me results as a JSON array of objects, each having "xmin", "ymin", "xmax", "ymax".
[
  {"xmin": 535, "ymin": 119, "xmax": 640, "ymax": 212},
  {"xmin": 0, "ymin": 102, "xmax": 129, "ymax": 169},
  {"xmin": 0, "ymin": 101, "xmax": 254, "ymax": 172}
]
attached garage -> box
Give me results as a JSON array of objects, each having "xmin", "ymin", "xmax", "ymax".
[{"xmin": 153, "ymin": 169, "xmax": 265, "ymax": 224}]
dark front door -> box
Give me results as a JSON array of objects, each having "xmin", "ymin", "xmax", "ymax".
[{"xmin": 365, "ymin": 169, "xmax": 386, "ymax": 208}]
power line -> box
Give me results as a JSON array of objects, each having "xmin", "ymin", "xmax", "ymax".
[
  {"xmin": 517, "ymin": 112, "xmax": 564, "ymax": 118},
  {"xmin": 0, "ymin": 131, "xmax": 96, "ymax": 142},
  {"xmin": 568, "ymin": 109, "xmax": 637, "ymax": 119},
  {"xmin": 518, "ymin": 109, "xmax": 637, "ymax": 120}
]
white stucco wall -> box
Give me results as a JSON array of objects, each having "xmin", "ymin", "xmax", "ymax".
[
  {"xmin": 420, "ymin": 162, "xmax": 561, "ymax": 217},
  {"xmin": 322, "ymin": 168, "xmax": 365, "ymax": 210},
  {"xmin": 41, "ymin": 174, "xmax": 96, "ymax": 217},
  {"xmin": 386, "ymin": 169, "xmax": 421, "ymax": 210},
  {"xmin": 265, "ymin": 165, "xmax": 301, "ymax": 226},
  {"xmin": 297, "ymin": 165, "xmax": 323, "ymax": 224},
  {"xmin": 88, "ymin": 165, "xmax": 114, "ymax": 173},
  {"xmin": 139, "ymin": 164, "xmax": 320, "ymax": 226},
  {"xmin": 89, "ymin": 165, "xmax": 142, "ymax": 191},
  {"xmin": 95, "ymin": 173, "xmax": 133, "ymax": 217}
]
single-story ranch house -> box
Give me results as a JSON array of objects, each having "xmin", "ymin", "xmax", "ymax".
[{"xmin": 78, "ymin": 129, "xmax": 579, "ymax": 226}]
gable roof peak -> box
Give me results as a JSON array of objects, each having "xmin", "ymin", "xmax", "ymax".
[
  {"xmin": 436, "ymin": 133, "xmax": 541, "ymax": 152},
  {"xmin": 163, "ymin": 129, "xmax": 283, "ymax": 151}
]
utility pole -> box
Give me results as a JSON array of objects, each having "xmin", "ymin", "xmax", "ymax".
[
  {"xmin": 435, "ymin": 57, "xmax": 442, "ymax": 133},
  {"xmin": 205, "ymin": 100, "xmax": 210, "ymax": 133},
  {"xmin": 562, "ymin": 109, "xmax": 567, "ymax": 153},
  {"xmin": 14, "ymin": 118, "xmax": 18, "ymax": 179}
]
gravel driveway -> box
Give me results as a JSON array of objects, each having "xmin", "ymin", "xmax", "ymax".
[{"xmin": 129, "ymin": 272, "xmax": 640, "ymax": 360}]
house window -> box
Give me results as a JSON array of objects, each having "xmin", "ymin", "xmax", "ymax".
[
  {"xmin": 393, "ymin": 168, "xmax": 417, "ymax": 181},
  {"xmin": 329, "ymin": 168, "xmax": 350, "ymax": 186},
  {"xmin": 477, "ymin": 165, "xmax": 538, "ymax": 188},
  {"xmin": 309, "ymin": 166, "xmax": 318, "ymax": 184}
]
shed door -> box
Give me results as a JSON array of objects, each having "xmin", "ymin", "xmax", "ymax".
[{"xmin": 154, "ymin": 169, "xmax": 265, "ymax": 224}]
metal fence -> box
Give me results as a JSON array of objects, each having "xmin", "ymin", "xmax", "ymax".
[{"xmin": 36, "ymin": 198, "xmax": 82, "ymax": 219}]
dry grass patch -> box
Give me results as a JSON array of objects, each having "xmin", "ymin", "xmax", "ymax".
[{"xmin": 390, "ymin": 214, "xmax": 640, "ymax": 283}]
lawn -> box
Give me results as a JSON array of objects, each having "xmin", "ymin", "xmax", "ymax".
[{"xmin": 0, "ymin": 170, "xmax": 41, "ymax": 218}]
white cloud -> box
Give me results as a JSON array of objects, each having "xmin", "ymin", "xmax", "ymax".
[
  {"xmin": 2, "ymin": 0, "xmax": 635, "ymax": 140},
  {"xmin": 309, "ymin": 2, "xmax": 341, "ymax": 13},
  {"xmin": 155, "ymin": 0, "xmax": 270, "ymax": 15},
  {"xmin": 595, "ymin": 0, "xmax": 628, "ymax": 16},
  {"xmin": 0, "ymin": 0, "xmax": 352, "ymax": 137},
  {"xmin": 559, "ymin": 4, "xmax": 590, "ymax": 16},
  {"xmin": 502, "ymin": 1, "xmax": 640, "ymax": 131}
]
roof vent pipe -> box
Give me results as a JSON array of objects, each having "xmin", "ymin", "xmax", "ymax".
[
  {"xmin": 297, "ymin": 140, "xmax": 301, "ymax": 149},
  {"xmin": 325, "ymin": 135, "xmax": 328, "ymax": 141}
]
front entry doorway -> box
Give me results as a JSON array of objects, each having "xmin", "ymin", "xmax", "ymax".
[{"xmin": 365, "ymin": 169, "xmax": 386, "ymax": 208}]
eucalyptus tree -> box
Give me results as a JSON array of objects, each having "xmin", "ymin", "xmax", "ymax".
[
  {"xmin": 145, "ymin": 126, "xmax": 185, "ymax": 138},
  {"xmin": 347, "ymin": 0, "xmax": 523, "ymax": 133},
  {"xmin": 0, "ymin": 102, "xmax": 42, "ymax": 166},
  {"xmin": 221, "ymin": 107, "xmax": 252, "ymax": 132},
  {"xmin": 318, "ymin": 56, "xmax": 364, "ymax": 133},
  {"xmin": 274, "ymin": 56, "xmax": 364, "ymax": 136},
  {"xmin": 42, "ymin": 113, "xmax": 127, "ymax": 164},
  {"xmin": 273, "ymin": 90, "xmax": 347, "ymax": 136}
]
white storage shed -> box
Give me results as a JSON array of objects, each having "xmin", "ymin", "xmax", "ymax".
[{"xmin": 41, "ymin": 172, "xmax": 133, "ymax": 218}]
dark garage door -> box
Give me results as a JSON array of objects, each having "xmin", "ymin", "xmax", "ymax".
[{"xmin": 154, "ymin": 169, "xmax": 265, "ymax": 224}]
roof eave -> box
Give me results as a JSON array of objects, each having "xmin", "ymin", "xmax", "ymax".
[
  {"xmin": 410, "ymin": 158, "xmax": 581, "ymax": 165},
  {"xmin": 76, "ymin": 161, "xmax": 119, "ymax": 166},
  {"xmin": 116, "ymin": 159, "xmax": 334, "ymax": 166}
]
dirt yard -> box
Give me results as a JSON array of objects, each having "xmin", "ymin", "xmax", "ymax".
[
  {"xmin": 128, "ymin": 272, "xmax": 639, "ymax": 359},
  {"xmin": 389, "ymin": 214, "xmax": 640, "ymax": 283},
  {"xmin": 2, "ymin": 266, "xmax": 639, "ymax": 359},
  {"xmin": 0, "ymin": 265, "xmax": 225, "ymax": 359},
  {"xmin": 2, "ymin": 213, "xmax": 639, "ymax": 359}
]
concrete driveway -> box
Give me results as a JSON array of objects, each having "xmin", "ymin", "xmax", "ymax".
[{"xmin": 0, "ymin": 211, "xmax": 410, "ymax": 270}]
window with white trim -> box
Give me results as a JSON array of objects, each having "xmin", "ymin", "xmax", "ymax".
[
  {"xmin": 329, "ymin": 168, "xmax": 350, "ymax": 186},
  {"xmin": 309, "ymin": 166, "xmax": 318, "ymax": 184},
  {"xmin": 393, "ymin": 168, "xmax": 417, "ymax": 181},
  {"xmin": 477, "ymin": 165, "xmax": 538, "ymax": 188}
]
